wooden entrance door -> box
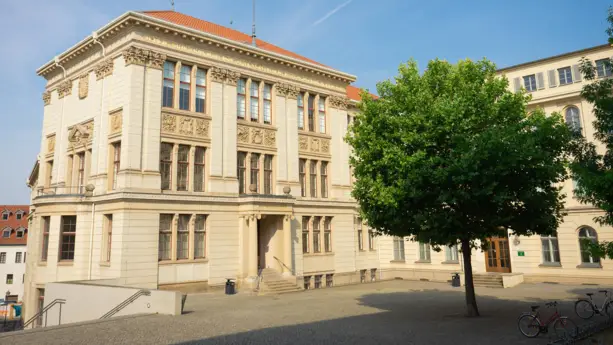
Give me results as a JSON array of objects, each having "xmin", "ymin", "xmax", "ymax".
[{"xmin": 484, "ymin": 236, "xmax": 511, "ymax": 273}]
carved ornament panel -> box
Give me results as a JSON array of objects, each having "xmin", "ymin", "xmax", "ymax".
[
  {"xmin": 162, "ymin": 113, "xmax": 210, "ymax": 139},
  {"xmin": 109, "ymin": 110, "xmax": 123, "ymax": 135},
  {"xmin": 78, "ymin": 74, "xmax": 89, "ymax": 99},
  {"xmin": 237, "ymin": 124, "xmax": 276, "ymax": 149},
  {"xmin": 46, "ymin": 134, "xmax": 56, "ymax": 154},
  {"xmin": 298, "ymin": 133, "xmax": 331, "ymax": 156},
  {"xmin": 67, "ymin": 120, "xmax": 93, "ymax": 149}
]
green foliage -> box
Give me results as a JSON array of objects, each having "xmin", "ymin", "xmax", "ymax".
[
  {"xmin": 570, "ymin": 6, "xmax": 613, "ymax": 258},
  {"xmin": 348, "ymin": 58, "xmax": 572, "ymax": 247}
]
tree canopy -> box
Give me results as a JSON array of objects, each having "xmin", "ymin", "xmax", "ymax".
[{"xmin": 348, "ymin": 58, "xmax": 573, "ymax": 316}]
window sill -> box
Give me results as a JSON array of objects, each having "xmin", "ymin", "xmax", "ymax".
[
  {"xmin": 414, "ymin": 260, "xmax": 431, "ymax": 264},
  {"xmin": 441, "ymin": 260, "xmax": 459, "ymax": 265},
  {"xmin": 37, "ymin": 261, "xmax": 47, "ymax": 267},
  {"xmin": 57, "ymin": 261, "xmax": 74, "ymax": 266},
  {"xmin": 539, "ymin": 262, "xmax": 562, "ymax": 268},
  {"xmin": 158, "ymin": 258, "xmax": 209, "ymax": 265},
  {"xmin": 577, "ymin": 263, "xmax": 602, "ymax": 269},
  {"xmin": 99, "ymin": 262, "xmax": 111, "ymax": 267},
  {"xmin": 162, "ymin": 107, "xmax": 211, "ymax": 119},
  {"xmin": 303, "ymin": 252, "xmax": 335, "ymax": 257},
  {"xmin": 237, "ymin": 119, "xmax": 276, "ymax": 130},
  {"xmin": 390, "ymin": 260, "xmax": 406, "ymax": 263}
]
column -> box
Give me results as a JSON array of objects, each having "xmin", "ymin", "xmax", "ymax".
[
  {"xmin": 223, "ymin": 74, "xmax": 239, "ymax": 180},
  {"xmin": 283, "ymin": 215, "xmax": 292, "ymax": 274},
  {"xmin": 209, "ymin": 70, "xmax": 223, "ymax": 178},
  {"xmin": 286, "ymin": 89, "xmax": 299, "ymax": 186},
  {"xmin": 248, "ymin": 215, "xmax": 258, "ymax": 277},
  {"xmin": 274, "ymin": 85, "xmax": 288, "ymax": 183},
  {"xmin": 141, "ymin": 53, "xmax": 164, "ymax": 178},
  {"xmin": 188, "ymin": 146, "xmax": 195, "ymax": 192},
  {"xmin": 189, "ymin": 214, "xmax": 195, "ymax": 260}
]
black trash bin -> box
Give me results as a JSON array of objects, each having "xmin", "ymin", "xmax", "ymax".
[
  {"xmin": 451, "ymin": 273, "xmax": 460, "ymax": 287},
  {"xmin": 225, "ymin": 279, "xmax": 236, "ymax": 295}
]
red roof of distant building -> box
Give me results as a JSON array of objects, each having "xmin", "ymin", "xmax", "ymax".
[
  {"xmin": 346, "ymin": 85, "xmax": 378, "ymax": 102},
  {"xmin": 0, "ymin": 205, "xmax": 28, "ymax": 245}
]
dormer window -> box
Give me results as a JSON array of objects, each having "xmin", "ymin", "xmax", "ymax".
[
  {"xmin": 2, "ymin": 228, "xmax": 11, "ymax": 238},
  {"xmin": 16, "ymin": 228, "xmax": 25, "ymax": 238},
  {"xmin": 15, "ymin": 210, "xmax": 24, "ymax": 220},
  {"xmin": 1, "ymin": 212, "xmax": 9, "ymax": 221}
]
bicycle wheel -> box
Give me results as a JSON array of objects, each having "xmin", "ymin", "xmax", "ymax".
[
  {"xmin": 605, "ymin": 302, "xmax": 613, "ymax": 319},
  {"xmin": 575, "ymin": 299, "xmax": 595, "ymax": 319},
  {"xmin": 518, "ymin": 314, "xmax": 541, "ymax": 338},
  {"xmin": 553, "ymin": 317, "xmax": 578, "ymax": 340}
]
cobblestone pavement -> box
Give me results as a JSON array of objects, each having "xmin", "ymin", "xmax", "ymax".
[{"xmin": 0, "ymin": 280, "xmax": 609, "ymax": 345}]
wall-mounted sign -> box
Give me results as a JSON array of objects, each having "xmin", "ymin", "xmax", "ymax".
[{"xmin": 517, "ymin": 251, "xmax": 525, "ymax": 257}]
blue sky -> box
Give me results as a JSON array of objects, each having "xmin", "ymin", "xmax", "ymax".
[{"xmin": 1, "ymin": 0, "xmax": 611, "ymax": 204}]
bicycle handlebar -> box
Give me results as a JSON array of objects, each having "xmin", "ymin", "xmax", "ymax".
[{"xmin": 545, "ymin": 301, "xmax": 557, "ymax": 307}]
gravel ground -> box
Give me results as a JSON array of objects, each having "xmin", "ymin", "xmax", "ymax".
[{"xmin": 0, "ymin": 280, "xmax": 610, "ymax": 345}]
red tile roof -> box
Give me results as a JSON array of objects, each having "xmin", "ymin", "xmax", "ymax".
[
  {"xmin": 346, "ymin": 85, "xmax": 377, "ymax": 102},
  {"xmin": 0, "ymin": 205, "xmax": 29, "ymax": 245},
  {"xmin": 142, "ymin": 11, "xmax": 326, "ymax": 67}
]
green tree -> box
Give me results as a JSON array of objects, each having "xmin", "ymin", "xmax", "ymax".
[
  {"xmin": 570, "ymin": 7, "xmax": 613, "ymax": 259},
  {"xmin": 347, "ymin": 59, "xmax": 573, "ymax": 316}
]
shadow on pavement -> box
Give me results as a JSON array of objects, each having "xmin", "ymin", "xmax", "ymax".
[{"xmin": 174, "ymin": 288, "xmax": 577, "ymax": 345}]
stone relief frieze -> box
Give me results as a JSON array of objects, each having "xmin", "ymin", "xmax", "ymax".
[
  {"xmin": 68, "ymin": 120, "xmax": 93, "ymax": 149},
  {"xmin": 78, "ymin": 74, "xmax": 89, "ymax": 99},
  {"xmin": 237, "ymin": 125, "xmax": 250, "ymax": 143},
  {"xmin": 195, "ymin": 119, "xmax": 209, "ymax": 137},
  {"xmin": 299, "ymin": 136, "xmax": 309, "ymax": 151},
  {"xmin": 237, "ymin": 124, "xmax": 276, "ymax": 148},
  {"xmin": 109, "ymin": 110, "xmax": 122, "ymax": 135},
  {"xmin": 162, "ymin": 113, "xmax": 209, "ymax": 139},
  {"xmin": 298, "ymin": 134, "xmax": 331, "ymax": 156},
  {"xmin": 162, "ymin": 113, "xmax": 176, "ymax": 133},
  {"xmin": 47, "ymin": 134, "xmax": 56, "ymax": 154},
  {"xmin": 179, "ymin": 117, "xmax": 194, "ymax": 135}
]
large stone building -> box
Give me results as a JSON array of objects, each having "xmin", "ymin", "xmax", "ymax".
[{"xmin": 23, "ymin": 9, "xmax": 613, "ymax": 322}]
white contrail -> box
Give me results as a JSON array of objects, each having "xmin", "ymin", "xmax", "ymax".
[{"xmin": 312, "ymin": 0, "xmax": 353, "ymax": 26}]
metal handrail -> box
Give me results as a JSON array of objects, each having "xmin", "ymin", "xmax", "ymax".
[
  {"xmin": 273, "ymin": 256, "xmax": 294, "ymax": 275},
  {"xmin": 22, "ymin": 298, "xmax": 66, "ymax": 329},
  {"xmin": 100, "ymin": 290, "xmax": 150, "ymax": 319}
]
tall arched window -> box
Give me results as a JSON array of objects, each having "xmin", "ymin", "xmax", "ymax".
[
  {"xmin": 565, "ymin": 107, "xmax": 582, "ymax": 133},
  {"xmin": 578, "ymin": 227, "xmax": 600, "ymax": 264}
]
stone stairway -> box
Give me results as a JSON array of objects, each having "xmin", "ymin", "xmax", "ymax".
[
  {"xmin": 473, "ymin": 273, "xmax": 504, "ymax": 288},
  {"xmin": 259, "ymin": 268, "xmax": 302, "ymax": 294}
]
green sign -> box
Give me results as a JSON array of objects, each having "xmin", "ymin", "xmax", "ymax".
[{"xmin": 517, "ymin": 251, "xmax": 525, "ymax": 257}]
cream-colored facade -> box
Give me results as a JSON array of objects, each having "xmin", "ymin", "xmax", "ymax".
[{"xmin": 23, "ymin": 10, "xmax": 613, "ymax": 322}]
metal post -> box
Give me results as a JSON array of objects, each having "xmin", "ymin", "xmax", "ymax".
[
  {"xmin": 58, "ymin": 303, "xmax": 62, "ymax": 325},
  {"xmin": 44, "ymin": 310, "xmax": 47, "ymax": 327}
]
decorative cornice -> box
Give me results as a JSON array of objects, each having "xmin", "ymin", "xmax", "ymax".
[
  {"xmin": 276, "ymin": 83, "xmax": 300, "ymax": 99},
  {"xmin": 329, "ymin": 95, "xmax": 349, "ymax": 110},
  {"xmin": 57, "ymin": 80, "xmax": 73, "ymax": 99},
  {"xmin": 95, "ymin": 59, "xmax": 114, "ymax": 80},
  {"xmin": 42, "ymin": 91, "xmax": 51, "ymax": 106},
  {"xmin": 122, "ymin": 46, "xmax": 166, "ymax": 69},
  {"xmin": 210, "ymin": 67, "xmax": 241, "ymax": 85}
]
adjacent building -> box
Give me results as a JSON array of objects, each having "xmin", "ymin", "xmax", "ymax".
[
  {"xmin": 0, "ymin": 206, "xmax": 29, "ymax": 302},
  {"xmin": 23, "ymin": 9, "xmax": 613, "ymax": 322}
]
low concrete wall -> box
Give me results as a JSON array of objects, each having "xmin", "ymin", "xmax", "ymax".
[
  {"xmin": 502, "ymin": 273, "xmax": 524, "ymax": 288},
  {"xmin": 43, "ymin": 281, "xmax": 182, "ymax": 327}
]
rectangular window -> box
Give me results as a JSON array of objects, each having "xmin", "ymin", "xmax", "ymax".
[
  {"xmin": 324, "ymin": 217, "xmax": 332, "ymax": 252},
  {"xmin": 523, "ymin": 74, "xmax": 537, "ymax": 92},
  {"xmin": 77, "ymin": 152, "xmax": 85, "ymax": 191},
  {"xmin": 303, "ymin": 276, "xmax": 311, "ymax": 290},
  {"xmin": 299, "ymin": 159, "xmax": 306, "ymax": 197},
  {"xmin": 310, "ymin": 160, "xmax": 317, "ymax": 197},
  {"xmin": 237, "ymin": 78, "xmax": 247, "ymax": 119},
  {"xmin": 308, "ymin": 95, "xmax": 315, "ymax": 131},
  {"xmin": 393, "ymin": 237, "xmax": 405, "ymax": 260},
  {"xmin": 16, "ymin": 213, "xmax": 22, "ymax": 220},
  {"xmin": 264, "ymin": 154, "xmax": 273, "ymax": 195},
  {"xmin": 419, "ymin": 242, "xmax": 431, "ymax": 261},
  {"xmin": 6, "ymin": 274, "xmax": 12, "ymax": 285},
  {"xmin": 59, "ymin": 216, "xmax": 77, "ymax": 261},
  {"xmin": 163, "ymin": 61, "xmax": 175, "ymax": 107},
  {"xmin": 1, "ymin": 213, "xmax": 7, "ymax": 221},
  {"xmin": 177, "ymin": 145, "xmax": 190, "ymax": 191},
  {"xmin": 104, "ymin": 214, "xmax": 112, "ymax": 262},
  {"xmin": 313, "ymin": 216, "xmax": 321, "ymax": 253},
  {"xmin": 368, "ymin": 229, "xmax": 375, "ymax": 250},
  {"xmin": 177, "ymin": 214, "xmax": 190, "ymax": 260},
  {"xmin": 314, "ymin": 275, "xmax": 322, "ymax": 289},
  {"xmin": 15, "ymin": 252, "xmax": 21, "ymax": 263},
  {"xmin": 41, "ymin": 216, "xmax": 50, "ymax": 262},
  {"xmin": 558, "ymin": 67, "xmax": 573, "ymax": 85},
  {"xmin": 250, "ymin": 80, "xmax": 260, "ymax": 122},
  {"xmin": 160, "ymin": 143, "xmax": 173, "ymax": 190},
  {"xmin": 112, "ymin": 142, "xmax": 121, "ymax": 190},
  {"xmin": 194, "ymin": 147, "xmax": 206, "ymax": 192},
  {"xmin": 238, "ymin": 152, "xmax": 247, "ymax": 194},
  {"xmin": 297, "ymin": 92, "xmax": 305, "ymax": 130},
  {"xmin": 0, "ymin": 253, "xmax": 5, "ymax": 264},
  {"xmin": 326, "ymin": 274, "xmax": 333, "ymax": 287},
  {"xmin": 541, "ymin": 235, "xmax": 560, "ymax": 264},
  {"xmin": 158, "ymin": 214, "xmax": 172, "ymax": 261},
  {"xmin": 371, "ymin": 268, "xmax": 377, "ymax": 282},
  {"xmin": 302, "ymin": 216, "xmax": 309, "ymax": 253},
  {"xmin": 195, "ymin": 68, "xmax": 206, "ymax": 113},
  {"xmin": 263, "ymin": 83, "xmax": 272, "ymax": 124},
  {"xmin": 194, "ymin": 215, "xmax": 206, "ymax": 259},
  {"xmin": 46, "ymin": 160, "xmax": 54, "ymax": 187},
  {"xmin": 357, "ymin": 218, "xmax": 363, "ymax": 251},
  {"xmin": 320, "ymin": 161, "xmax": 328, "ymax": 198},
  {"xmin": 360, "ymin": 269, "xmax": 367, "ymax": 283},
  {"xmin": 179, "ymin": 65, "xmax": 191, "ymax": 110},
  {"xmin": 446, "ymin": 245, "xmax": 459, "ymax": 262},
  {"xmin": 596, "ymin": 59, "xmax": 612, "ymax": 78},
  {"xmin": 250, "ymin": 153, "xmax": 260, "ymax": 193},
  {"xmin": 318, "ymin": 97, "xmax": 326, "ymax": 133}
]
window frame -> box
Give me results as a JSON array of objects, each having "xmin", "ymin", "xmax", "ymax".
[
  {"xmin": 368, "ymin": 228, "xmax": 375, "ymax": 251},
  {"xmin": 324, "ymin": 217, "xmax": 332, "ymax": 253},
  {"xmin": 112, "ymin": 142, "xmax": 121, "ymax": 190},
  {"xmin": 250, "ymin": 153, "xmax": 260, "ymax": 193},
  {"xmin": 250, "ymin": 80, "xmax": 260, "ymax": 122},
  {"xmin": 179, "ymin": 64, "xmax": 191, "ymax": 111},
  {"xmin": 6, "ymin": 274, "xmax": 12, "ymax": 285},
  {"xmin": 176, "ymin": 214, "xmax": 190, "ymax": 260},
  {"xmin": 195, "ymin": 68, "xmax": 207, "ymax": 113},
  {"xmin": 162, "ymin": 61, "xmax": 175, "ymax": 108},
  {"xmin": 263, "ymin": 83, "xmax": 272, "ymax": 124},
  {"xmin": 238, "ymin": 152, "xmax": 247, "ymax": 194},
  {"xmin": 310, "ymin": 160, "xmax": 317, "ymax": 198},
  {"xmin": 320, "ymin": 161, "xmax": 328, "ymax": 198},
  {"xmin": 445, "ymin": 245, "xmax": 459, "ymax": 262},
  {"xmin": 158, "ymin": 214, "xmax": 173, "ymax": 261},
  {"xmin": 15, "ymin": 252, "xmax": 21, "ymax": 264},
  {"xmin": 541, "ymin": 234, "xmax": 560, "ymax": 264},
  {"xmin": 318, "ymin": 97, "xmax": 326, "ymax": 133},
  {"xmin": 596, "ymin": 58, "xmax": 612, "ymax": 78},
  {"xmin": 565, "ymin": 106, "xmax": 582, "ymax": 134},
  {"xmin": 59, "ymin": 215, "xmax": 77, "ymax": 261},
  {"xmin": 1, "ymin": 213, "xmax": 8, "ymax": 221},
  {"xmin": 160, "ymin": 143, "xmax": 173, "ymax": 190},
  {"xmin": 393, "ymin": 237, "xmax": 405, "ymax": 261},
  {"xmin": 313, "ymin": 216, "xmax": 321, "ymax": 253},
  {"xmin": 299, "ymin": 159, "xmax": 306, "ymax": 197},
  {"xmin": 558, "ymin": 66, "xmax": 573, "ymax": 85},
  {"xmin": 237, "ymin": 78, "xmax": 247, "ymax": 119},
  {"xmin": 297, "ymin": 92, "xmax": 305, "ymax": 130},
  {"xmin": 41, "ymin": 216, "xmax": 50, "ymax": 262},
  {"xmin": 264, "ymin": 154, "xmax": 273, "ymax": 195},
  {"xmin": 302, "ymin": 216, "xmax": 310, "ymax": 253},
  {"xmin": 357, "ymin": 218, "xmax": 364, "ymax": 251},
  {"xmin": 194, "ymin": 214, "xmax": 207, "ymax": 259},
  {"xmin": 579, "ymin": 227, "xmax": 600, "ymax": 265},
  {"xmin": 177, "ymin": 144, "xmax": 190, "ymax": 191},
  {"xmin": 308, "ymin": 95, "xmax": 315, "ymax": 132},
  {"xmin": 418, "ymin": 242, "xmax": 431, "ymax": 262},
  {"xmin": 0, "ymin": 252, "xmax": 5, "ymax": 264},
  {"xmin": 194, "ymin": 147, "xmax": 206, "ymax": 192},
  {"xmin": 2, "ymin": 229, "xmax": 10, "ymax": 238},
  {"xmin": 326, "ymin": 274, "xmax": 333, "ymax": 287},
  {"xmin": 523, "ymin": 74, "xmax": 537, "ymax": 92},
  {"xmin": 16, "ymin": 228, "xmax": 24, "ymax": 239},
  {"xmin": 104, "ymin": 214, "xmax": 113, "ymax": 263}
]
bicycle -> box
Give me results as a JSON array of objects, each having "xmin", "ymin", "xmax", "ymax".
[
  {"xmin": 518, "ymin": 301, "xmax": 578, "ymax": 339},
  {"xmin": 575, "ymin": 290, "xmax": 613, "ymax": 319}
]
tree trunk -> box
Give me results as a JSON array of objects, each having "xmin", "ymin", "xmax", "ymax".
[{"xmin": 461, "ymin": 238, "xmax": 480, "ymax": 317}]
